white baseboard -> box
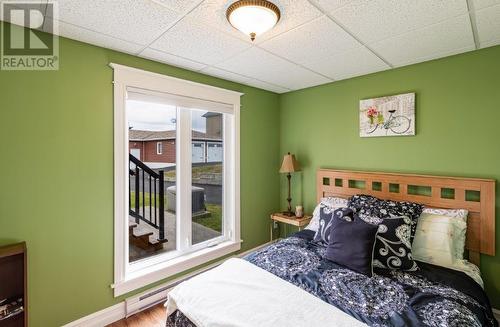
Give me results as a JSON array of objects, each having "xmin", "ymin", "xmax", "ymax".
[
  {"xmin": 62, "ymin": 242, "xmax": 275, "ymax": 326},
  {"xmin": 62, "ymin": 302, "xmax": 125, "ymax": 327},
  {"xmin": 493, "ymin": 308, "xmax": 500, "ymax": 323}
]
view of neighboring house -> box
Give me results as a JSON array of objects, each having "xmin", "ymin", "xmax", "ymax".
[
  {"xmin": 127, "ymin": 110, "xmax": 224, "ymax": 262},
  {"xmin": 129, "ymin": 113, "xmax": 223, "ymax": 165}
]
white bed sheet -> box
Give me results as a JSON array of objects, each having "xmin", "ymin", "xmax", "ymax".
[{"xmin": 166, "ymin": 258, "xmax": 367, "ymax": 327}]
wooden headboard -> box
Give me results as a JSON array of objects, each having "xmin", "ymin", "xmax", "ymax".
[{"xmin": 317, "ymin": 169, "xmax": 496, "ymax": 265}]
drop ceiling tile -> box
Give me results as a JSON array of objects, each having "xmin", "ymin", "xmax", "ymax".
[
  {"xmin": 215, "ymin": 47, "xmax": 331, "ymax": 90},
  {"xmin": 0, "ymin": 0, "xmax": 47, "ymax": 29},
  {"xmin": 259, "ymin": 0, "xmax": 323, "ymax": 41},
  {"xmin": 370, "ymin": 15, "xmax": 475, "ymax": 67},
  {"xmin": 245, "ymin": 79, "xmax": 290, "ymax": 93},
  {"xmin": 330, "ymin": 0, "xmax": 469, "ymax": 43},
  {"xmin": 200, "ymin": 67, "xmax": 253, "ymax": 84},
  {"xmin": 475, "ymin": 4, "xmax": 500, "ymax": 47},
  {"xmin": 305, "ymin": 46, "xmax": 389, "ymax": 80},
  {"xmin": 55, "ymin": 21, "xmax": 143, "ymax": 54},
  {"xmin": 312, "ymin": 0, "xmax": 354, "ymax": 13},
  {"xmin": 182, "ymin": 0, "xmax": 249, "ymax": 43},
  {"xmin": 150, "ymin": 0, "xmax": 202, "ymax": 13},
  {"xmin": 53, "ymin": 0, "xmax": 181, "ymax": 46},
  {"xmin": 260, "ymin": 15, "xmax": 361, "ymax": 66},
  {"xmin": 140, "ymin": 48, "xmax": 207, "ymax": 71},
  {"xmin": 186, "ymin": 0, "xmax": 322, "ymax": 44},
  {"xmin": 480, "ymin": 38, "xmax": 500, "ymax": 48},
  {"xmin": 399, "ymin": 46, "xmax": 476, "ymax": 67},
  {"xmin": 0, "ymin": 0, "xmax": 46, "ymax": 7},
  {"xmin": 150, "ymin": 17, "xmax": 250, "ymax": 65},
  {"xmin": 471, "ymin": 0, "xmax": 500, "ymax": 10}
]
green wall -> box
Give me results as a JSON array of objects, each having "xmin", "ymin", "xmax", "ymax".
[
  {"xmin": 279, "ymin": 45, "xmax": 500, "ymax": 308},
  {"xmin": 0, "ymin": 31, "xmax": 281, "ymax": 325},
  {"xmin": 2, "ymin": 20, "xmax": 500, "ymax": 326}
]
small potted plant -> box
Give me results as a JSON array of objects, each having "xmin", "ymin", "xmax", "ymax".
[{"xmin": 366, "ymin": 106, "xmax": 378, "ymax": 125}]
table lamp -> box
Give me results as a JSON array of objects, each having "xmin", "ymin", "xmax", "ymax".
[{"xmin": 279, "ymin": 152, "xmax": 301, "ymax": 216}]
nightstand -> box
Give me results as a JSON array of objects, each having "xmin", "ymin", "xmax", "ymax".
[{"xmin": 270, "ymin": 213, "xmax": 312, "ymax": 241}]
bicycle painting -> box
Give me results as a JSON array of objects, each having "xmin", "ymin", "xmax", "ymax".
[{"xmin": 359, "ymin": 93, "xmax": 415, "ymax": 137}]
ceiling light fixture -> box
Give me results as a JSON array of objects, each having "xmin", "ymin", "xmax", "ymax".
[{"xmin": 226, "ymin": 0, "xmax": 281, "ymax": 42}]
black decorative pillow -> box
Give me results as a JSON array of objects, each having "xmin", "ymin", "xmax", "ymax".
[
  {"xmin": 347, "ymin": 194, "xmax": 424, "ymax": 242},
  {"xmin": 325, "ymin": 208, "xmax": 379, "ymax": 277},
  {"xmin": 371, "ymin": 216, "xmax": 418, "ymax": 271}
]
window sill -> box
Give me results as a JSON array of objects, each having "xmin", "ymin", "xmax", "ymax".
[{"xmin": 112, "ymin": 240, "xmax": 242, "ymax": 297}]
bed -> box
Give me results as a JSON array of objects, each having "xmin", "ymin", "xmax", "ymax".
[{"xmin": 165, "ymin": 169, "xmax": 498, "ymax": 327}]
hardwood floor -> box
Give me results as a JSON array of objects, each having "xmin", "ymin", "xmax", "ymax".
[{"xmin": 107, "ymin": 304, "xmax": 166, "ymax": 327}]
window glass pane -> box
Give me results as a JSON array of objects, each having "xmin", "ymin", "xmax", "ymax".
[
  {"xmin": 191, "ymin": 110, "xmax": 223, "ymax": 245},
  {"xmin": 127, "ymin": 94, "xmax": 177, "ymax": 262}
]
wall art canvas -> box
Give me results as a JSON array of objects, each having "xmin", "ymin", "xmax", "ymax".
[{"xmin": 360, "ymin": 92, "xmax": 415, "ymax": 137}]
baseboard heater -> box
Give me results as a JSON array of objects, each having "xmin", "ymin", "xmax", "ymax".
[
  {"xmin": 124, "ymin": 261, "xmax": 220, "ymax": 317},
  {"xmin": 124, "ymin": 240, "xmax": 273, "ymax": 318}
]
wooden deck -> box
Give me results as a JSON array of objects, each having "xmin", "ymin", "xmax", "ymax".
[{"xmin": 129, "ymin": 209, "xmax": 222, "ymax": 262}]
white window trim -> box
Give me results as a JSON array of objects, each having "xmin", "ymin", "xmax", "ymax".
[
  {"xmin": 156, "ymin": 141, "xmax": 162, "ymax": 155},
  {"xmin": 111, "ymin": 63, "xmax": 242, "ymax": 297}
]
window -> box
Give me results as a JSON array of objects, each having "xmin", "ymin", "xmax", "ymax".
[
  {"xmin": 192, "ymin": 141, "xmax": 205, "ymax": 163},
  {"xmin": 112, "ymin": 64, "xmax": 241, "ymax": 297},
  {"xmin": 207, "ymin": 142, "xmax": 223, "ymax": 162}
]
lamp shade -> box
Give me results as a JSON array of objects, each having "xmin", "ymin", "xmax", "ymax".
[
  {"xmin": 226, "ymin": 0, "xmax": 281, "ymax": 41},
  {"xmin": 279, "ymin": 152, "xmax": 301, "ymax": 173}
]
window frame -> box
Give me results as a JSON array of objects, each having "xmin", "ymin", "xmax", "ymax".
[
  {"xmin": 156, "ymin": 141, "xmax": 163, "ymax": 155},
  {"xmin": 111, "ymin": 63, "xmax": 242, "ymax": 297}
]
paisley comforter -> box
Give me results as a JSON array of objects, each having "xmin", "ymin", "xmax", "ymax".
[{"xmin": 167, "ymin": 230, "xmax": 498, "ymax": 327}]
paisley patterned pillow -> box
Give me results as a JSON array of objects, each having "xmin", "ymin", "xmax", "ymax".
[
  {"xmin": 348, "ymin": 194, "xmax": 424, "ymax": 243},
  {"xmin": 306, "ymin": 197, "xmax": 348, "ymax": 231},
  {"xmin": 371, "ymin": 216, "xmax": 419, "ymax": 271},
  {"xmin": 313, "ymin": 206, "xmax": 353, "ymax": 245}
]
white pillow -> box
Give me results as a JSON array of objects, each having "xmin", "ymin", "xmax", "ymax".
[
  {"xmin": 422, "ymin": 207, "xmax": 468, "ymax": 259},
  {"xmin": 412, "ymin": 212, "xmax": 467, "ymax": 267},
  {"xmin": 305, "ymin": 197, "xmax": 348, "ymax": 232}
]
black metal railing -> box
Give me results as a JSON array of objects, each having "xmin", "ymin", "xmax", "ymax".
[{"xmin": 129, "ymin": 154, "xmax": 165, "ymax": 241}]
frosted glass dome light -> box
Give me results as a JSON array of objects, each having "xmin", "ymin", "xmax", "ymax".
[{"xmin": 226, "ymin": 1, "xmax": 281, "ymax": 41}]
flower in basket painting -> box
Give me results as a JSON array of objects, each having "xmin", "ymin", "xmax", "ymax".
[{"xmin": 360, "ymin": 93, "xmax": 415, "ymax": 137}]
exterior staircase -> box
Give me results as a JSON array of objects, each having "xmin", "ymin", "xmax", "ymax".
[
  {"xmin": 129, "ymin": 153, "xmax": 168, "ymax": 252},
  {"xmin": 129, "ymin": 222, "xmax": 167, "ymax": 251}
]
